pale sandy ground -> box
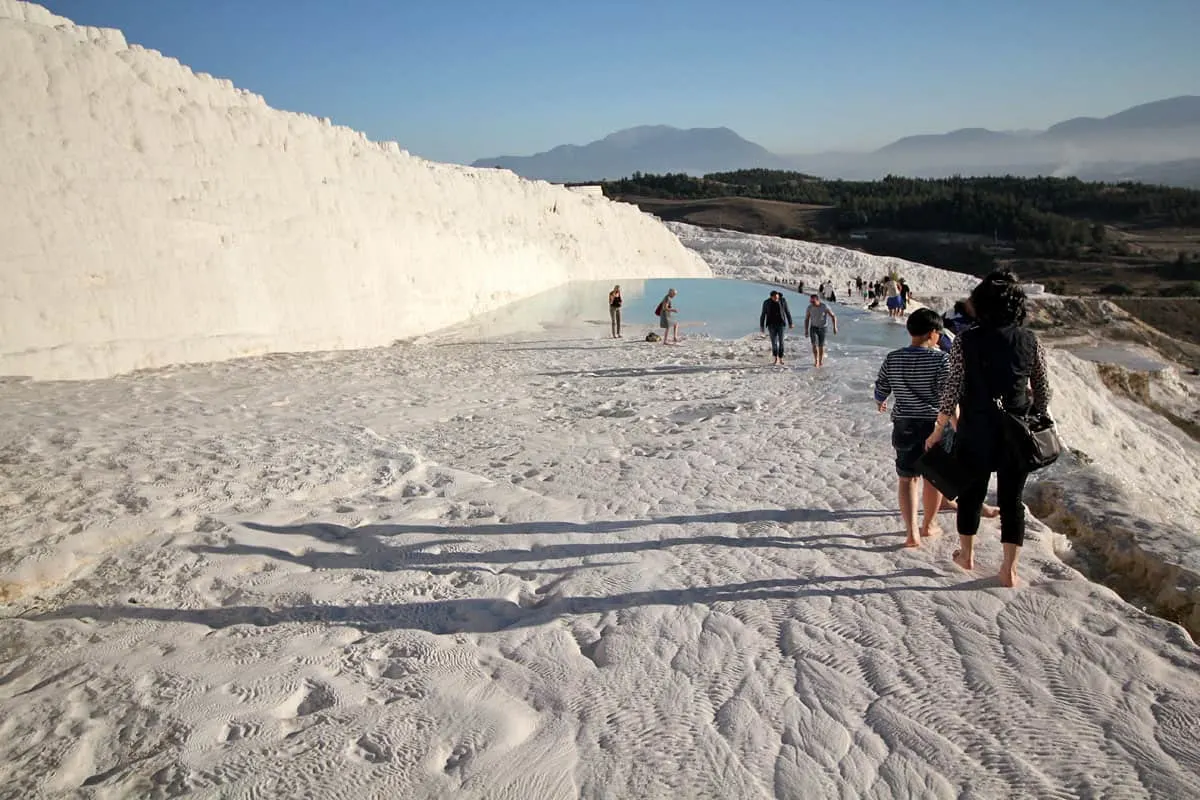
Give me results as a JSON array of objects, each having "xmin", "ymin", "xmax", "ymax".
[{"xmin": 2, "ymin": 315, "xmax": 1199, "ymax": 799}]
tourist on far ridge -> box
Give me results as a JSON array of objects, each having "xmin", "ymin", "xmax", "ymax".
[
  {"xmin": 759, "ymin": 290, "xmax": 794, "ymax": 366},
  {"xmin": 608, "ymin": 285, "xmax": 623, "ymax": 338},
  {"xmin": 927, "ymin": 270, "xmax": 1052, "ymax": 588}
]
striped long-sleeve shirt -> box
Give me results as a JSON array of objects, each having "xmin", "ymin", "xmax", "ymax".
[{"xmin": 874, "ymin": 346, "xmax": 949, "ymax": 421}]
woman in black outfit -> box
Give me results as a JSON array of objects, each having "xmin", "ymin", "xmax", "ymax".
[{"xmin": 925, "ymin": 271, "xmax": 1051, "ymax": 587}]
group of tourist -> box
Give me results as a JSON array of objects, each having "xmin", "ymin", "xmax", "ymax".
[
  {"xmin": 873, "ymin": 270, "xmax": 1050, "ymax": 587},
  {"xmin": 608, "ymin": 270, "xmax": 1050, "ymax": 587},
  {"xmin": 608, "ymin": 285, "xmax": 683, "ymax": 345},
  {"xmin": 758, "ymin": 291, "xmax": 838, "ymax": 367}
]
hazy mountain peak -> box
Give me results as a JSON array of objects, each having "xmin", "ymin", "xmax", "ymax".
[
  {"xmin": 472, "ymin": 125, "xmax": 782, "ymax": 182},
  {"xmin": 469, "ymin": 96, "xmax": 1200, "ymax": 187},
  {"xmin": 1047, "ymin": 95, "xmax": 1200, "ymax": 136}
]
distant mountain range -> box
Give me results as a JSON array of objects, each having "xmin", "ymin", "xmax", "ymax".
[
  {"xmin": 472, "ymin": 125, "xmax": 789, "ymax": 183},
  {"xmin": 470, "ymin": 96, "xmax": 1200, "ymax": 188}
]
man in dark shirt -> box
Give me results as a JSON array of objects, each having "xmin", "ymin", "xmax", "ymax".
[{"xmin": 759, "ymin": 290, "xmax": 794, "ymax": 365}]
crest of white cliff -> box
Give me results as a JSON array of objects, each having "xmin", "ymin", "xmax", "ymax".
[{"xmin": 0, "ymin": 2, "xmax": 709, "ymax": 380}]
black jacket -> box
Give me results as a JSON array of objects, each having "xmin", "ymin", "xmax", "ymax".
[
  {"xmin": 957, "ymin": 324, "xmax": 1042, "ymax": 471},
  {"xmin": 760, "ymin": 297, "xmax": 793, "ymax": 328}
]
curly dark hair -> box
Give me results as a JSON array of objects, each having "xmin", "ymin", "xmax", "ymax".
[{"xmin": 969, "ymin": 269, "xmax": 1027, "ymax": 327}]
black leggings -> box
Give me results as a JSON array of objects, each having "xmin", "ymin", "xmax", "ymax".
[{"xmin": 957, "ymin": 465, "xmax": 1030, "ymax": 546}]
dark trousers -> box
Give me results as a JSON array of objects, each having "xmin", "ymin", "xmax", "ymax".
[
  {"xmin": 767, "ymin": 326, "xmax": 785, "ymax": 357},
  {"xmin": 957, "ymin": 465, "xmax": 1030, "ymax": 546}
]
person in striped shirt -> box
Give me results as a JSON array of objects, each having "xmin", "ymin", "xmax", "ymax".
[{"xmin": 873, "ymin": 308, "xmax": 950, "ymax": 548}]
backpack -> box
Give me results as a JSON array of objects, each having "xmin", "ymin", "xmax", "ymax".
[{"xmin": 654, "ymin": 300, "xmax": 664, "ymax": 316}]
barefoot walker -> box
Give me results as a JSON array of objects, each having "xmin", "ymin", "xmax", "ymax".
[
  {"xmin": 927, "ymin": 271, "xmax": 1053, "ymax": 588},
  {"xmin": 759, "ymin": 290, "xmax": 794, "ymax": 365},
  {"xmin": 803, "ymin": 294, "xmax": 838, "ymax": 367},
  {"xmin": 655, "ymin": 288, "xmax": 679, "ymax": 345},
  {"xmin": 873, "ymin": 309, "xmax": 950, "ymax": 548},
  {"xmin": 608, "ymin": 285, "xmax": 623, "ymax": 338}
]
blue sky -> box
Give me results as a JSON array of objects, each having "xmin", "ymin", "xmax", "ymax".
[{"xmin": 39, "ymin": 0, "xmax": 1200, "ymax": 164}]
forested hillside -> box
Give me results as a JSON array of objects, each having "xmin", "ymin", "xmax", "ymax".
[{"xmin": 606, "ymin": 171, "xmax": 1200, "ymax": 259}]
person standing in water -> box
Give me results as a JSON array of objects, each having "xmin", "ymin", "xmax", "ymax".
[
  {"xmin": 759, "ymin": 290, "xmax": 794, "ymax": 365},
  {"xmin": 883, "ymin": 276, "xmax": 903, "ymax": 318},
  {"xmin": 803, "ymin": 294, "xmax": 838, "ymax": 367},
  {"xmin": 608, "ymin": 285, "xmax": 623, "ymax": 338},
  {"xmin": 657, "ymin": 288, "xmax": 679, "ymax": 345}
]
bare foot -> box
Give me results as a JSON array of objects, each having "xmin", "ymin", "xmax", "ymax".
[
  {"xmin": 920, "ymin": 523, "xmax": 943, "ymax": 538},
  {"xmin": 904, "ymin": 537, "xmax": 921, "ymax": 548},
  {"xmin": 999, "ymin": 566, "xmax": 1020, "ymax": 587},
  {"xmin": 952, "ymin": 549, "xmax": 974, "ymax": 570},
  {"xmin": 982, "ymin": 505, "xmax": 1000, "ymax": 519}
]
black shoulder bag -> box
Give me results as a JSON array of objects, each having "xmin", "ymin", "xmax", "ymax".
[
  {"xmin": 995, "ymin": 401, "xmax": 1061, "ymax": 472},
  {"xmin": 981, "ymin": 335, "xmax": 1061, "ymax": 472}
]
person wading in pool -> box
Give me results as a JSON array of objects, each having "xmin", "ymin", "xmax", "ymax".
[
  {"xmin": 803, "ymin": 294, "xmax": 838, "ymax": 367},
  {"xmin": 759, "ymin": 290, "xmax": 794, "ymax": 365}
]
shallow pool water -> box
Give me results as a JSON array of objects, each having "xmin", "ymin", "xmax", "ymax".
[{"xmin": 440, "ymin": 277, "xmax": 911, "ymax": 352}]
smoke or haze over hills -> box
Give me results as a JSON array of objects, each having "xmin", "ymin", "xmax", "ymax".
[
  {"xmin": 477, "ymin": 97, "xmax": 1200, "ymax": 187},
  {"xmin": 472, "ymin": 126, "xmax": 788, "ymax": 183}
]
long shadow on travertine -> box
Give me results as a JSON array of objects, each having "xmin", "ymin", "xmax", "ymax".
[
  {"xmin": 498, "ymin": 344, "xmax": 628, "ymax": 353},
  {"xmin": 187, "ymin": 529, "xmax": 903, "ymax": 575},
  {"xmin": 541, "ymin": 364, "xmax": 746, "ymax": 378},
  {"xmin": 31, "ymin": 569, "xmax": 981, "ymax": 635},
  {"xmin": 236, "ymin": 507, "xmax": 895, "ymax": 542}
]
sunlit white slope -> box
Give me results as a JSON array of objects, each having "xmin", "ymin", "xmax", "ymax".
[
  {"xmin": 0, "ymin": 2, "xmax": 709, "ymax": 380},
  {"xmin": 669, "ymin": 222, "xmax": 978, "ymax": 297}
]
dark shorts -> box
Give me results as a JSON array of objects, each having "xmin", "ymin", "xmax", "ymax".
[
  {"xmin": 809, "ymin": 326, "xmax": 827, "ymax": 346},
  {"xmin": 886, "ymin": 296, "xmax": 902, "ymax": 310},
  {"xmin": 892, "ymin": 418, "xmax": 937, "ymax": 478}
]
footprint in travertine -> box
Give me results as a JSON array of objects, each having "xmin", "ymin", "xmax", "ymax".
[
  {"xmin": 349, "ymin": 734, "xmax": 393, "ymax": 764},
  {"xmin": 401, "ymin": 481, "xmax": 435, "ymax": 498},
  {"xmin": 275, "ymin": 680, "xmax": 337, "ymax": 719},
  {"xmin": 221, "ymin": 720, "xmax": 261, "ymax": 742},
  {"xmin": 443, "ymin": 743, "xmax": 475, "ymax": 774},
  {"xmin": 595, "ymin": 400, "xmax": 637, "ymax": 418}
]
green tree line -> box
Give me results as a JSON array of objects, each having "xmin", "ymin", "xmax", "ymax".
[{"xmin": 604, "ymin": 171, "xmax": 1200, "ymax": 258}]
